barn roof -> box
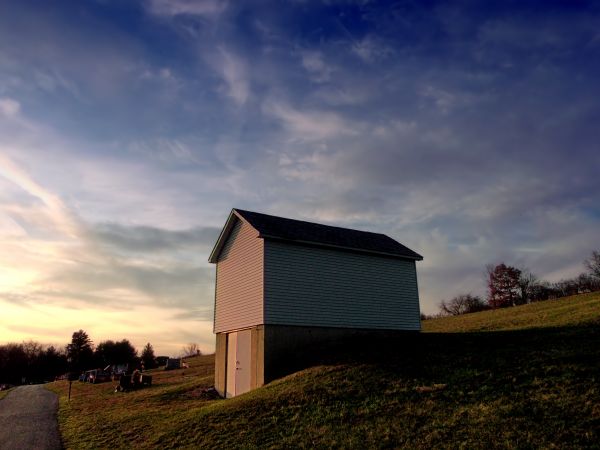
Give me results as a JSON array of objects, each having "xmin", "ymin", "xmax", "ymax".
[{"xmin": 209, "ymin": 208, "xmax": 423, "ymax": 263}]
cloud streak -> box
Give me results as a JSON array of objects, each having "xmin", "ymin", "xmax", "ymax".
[
  {"xmin": 263, "ymin": 100, "xmax": 360, "ymax": 141},
  {"xmin": 0, "ymin": 153, "xmax": 217, "ymax": 353},
  {"xmin": 215, "ymin": 48, "xmax": 249, "ymax": 106},
  {"xmin": 0, "ymin": 152, "xmax": 80, "ymax": 238},
  {"xmin": 146, "ymin": 0, "xmax": 227, "ymax": 18},
  {"xmin": 89, "ymin": 223, "xmax": 220, "ymax": 253}
]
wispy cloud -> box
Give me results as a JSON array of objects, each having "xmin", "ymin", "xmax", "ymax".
[
  {"xmin": 0, "ymin": 153, "xmax": 218, "ymax": 352},
  {"xmin": 128, "ymin": 138, "xmax": 203, "ymax": 165},
  {"xmin": 146, "ymin": 0, "xmax": 227, "ymax": 18},
  {"xmin": 216, "ymin": 48, "xmax": 249, "ymax": 106},
  {"xmin": 352, "ymin": 35, "xmax": 393, "ymax": 63},
  {"xmin": 0, "ymin": 97, "xmax": 20, "ymax": 117},
  {"xmin": 89, "ymin": 222, "xmax": 220, "ymax": 253},
  {"xmin": 0, "ymin": 155, "xmax": 217, "ymax": 298},
  {"xmin": 263, "ymin": 100, "xmax": 359, "ymax": 141},
  {"xmin": 0, "ymin": 153, "xmax": 80, "ymax": 238},
  {"xmin": 301, "ymin": 51, "xmax": 333, "ymax": 83}
]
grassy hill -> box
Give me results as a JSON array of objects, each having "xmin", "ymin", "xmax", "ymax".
[
  {"xmin": 48, "ymin": 292, "xmax": 600, "ymax": 449},
  {"xmin": 0, "ymin": 387, "xmax": 12, "ymax": 400},
  {"xmin": 423, "ymin": 291, "xmax": 600, "ymax": 333}
]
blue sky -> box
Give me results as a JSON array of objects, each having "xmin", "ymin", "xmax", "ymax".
[{"xmin": 1, "ymin": 0, "xmax": 599, "ymax": 355}]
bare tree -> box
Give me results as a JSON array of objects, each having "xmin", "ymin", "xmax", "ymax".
[
  {"xmin": 585, "ymin": 250, "xmax": 600, "ymax": 279},
  {"xmin": 574, "ymin": 273, "xmax": 598, "ymax": 293},
  {"xmin": 21, "ymin": 340, "xmax": 44, "ymax": 360},
  {"xmin": 181, "ymin": 343, "xmax": 202, "ymax": 357},
  {"xmin": 517, "ymin": 269, "xmax": 539, "ymax": 305},
  {"xmin": 439, "ymin": 294, "xmax": 488, "ymax": 316},
  {"xmin": 529, "ymin": 280, "xmax": 553, "ymax": 302}
]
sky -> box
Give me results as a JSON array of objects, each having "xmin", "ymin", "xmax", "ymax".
[{"xmin": 1, "ymin": 0, "xmax": 599, "ymax": 356}]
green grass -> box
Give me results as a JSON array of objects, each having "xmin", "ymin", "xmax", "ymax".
[
  {"xmin": 0, "ymin": 387, "xmax": 13, "ymax": 400},
  {"xmin": 47, "ymin": 355, "xmax": 216, "ymax": 449},
  {"xmin": 422, "ymin": 291, "xmax": 600, "ymax": 332},
  {"xmin": 48, "ymin": 292, "xmax": 600, "ymax": 449}
]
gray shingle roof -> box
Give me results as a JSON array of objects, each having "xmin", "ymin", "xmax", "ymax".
[{"xmin": 233, "ymin": 209, "xmax": 423, "ymax": 260}]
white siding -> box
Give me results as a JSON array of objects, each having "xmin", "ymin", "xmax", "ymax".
[
  {"xmin": 264, "ymin": 241, "xmax": 420, "ymax": 330},
  {"xmin": 214, "ymin": 219, "xmax": 264, "ymax": 333}
]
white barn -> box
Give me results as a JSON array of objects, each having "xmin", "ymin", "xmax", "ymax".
[{"xmin": 209, "ymin": 208, "xmax": 423, "ymax": 398}]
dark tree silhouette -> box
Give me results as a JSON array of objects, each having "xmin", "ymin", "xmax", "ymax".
[
  {"xmin": 95, "ymin": 339, "xmax": 137, "ymax": 367},
  {"xmin": 0, "ymin": 343, "xmax": 27, "ymax": 384},
  {"xmin": 141, "ymin": 343, "xmax": 156, "ymax": 369},
  {"xmin": 38, "ymin": 346, "xmax": 68, "ymax": 381},
  {"xmin": 487, "ymin": 264, "xmax": 522, "ymax": 308},
  {"xmin": 0, "ymin": 342, "xmax": 67, "ymax": 385},
  {"xmin": 66, "ymin": 329, "xmax": 94, "ymax": 372}
]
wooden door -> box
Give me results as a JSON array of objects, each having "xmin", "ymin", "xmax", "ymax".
[
  {"xmin": 226, "ymin": 332, "xmax": 237, "ymax": 398},
  {"xmin": 226, "ymin": 329, "xmax": 252, "ymax": 398},
  {"xmin": 235, "ymin": 329, "xmax": 252, "ymax": 396}
]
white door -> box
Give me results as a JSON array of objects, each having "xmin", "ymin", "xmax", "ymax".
[
  {"xmin": 226, "ymin": 332, "xmax": 237, "ymax": 398},
  {"xmin": 225, "ymin": 329, "xmax": 252, "ymax": 398},
  {"xmin": 235, "ymin": 329, "xmax": 252, "ymax": 396}
]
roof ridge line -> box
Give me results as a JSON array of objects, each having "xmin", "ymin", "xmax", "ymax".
[{"xmin": 233, "ymin": 208, "xmax": 389, "ymax": 237}]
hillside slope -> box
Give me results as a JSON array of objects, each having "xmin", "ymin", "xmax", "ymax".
[
  {"xmin": 49, "ymin": 292, "xmax": 600, "ymax": 449},
  {"xmin": 423, "ymin": 291, "xmax": 600, "ymax": 333}
]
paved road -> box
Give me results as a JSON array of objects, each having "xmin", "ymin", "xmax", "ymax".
[{"xmin": 0, "ymin": 385, "xmax": 62, "ymax": 450}]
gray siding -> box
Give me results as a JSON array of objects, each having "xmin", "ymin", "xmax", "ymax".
[
  {"xmin": 264, "ymin": 241, "xmax": 420, "ymax": 330},
  {"xmin": 214, "ymin": 219, "xmax": 264, "ymax": 333}
]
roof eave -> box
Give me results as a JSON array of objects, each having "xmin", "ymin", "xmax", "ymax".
[{"xmin": 259, "ymin": 234, "xmax": 423, "ymax": 261}]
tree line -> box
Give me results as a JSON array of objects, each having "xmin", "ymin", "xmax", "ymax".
[
  {"xmin": 1, "ymin": 329, "xmax": 204, "ymax": 386},
  {"xmin": 0, "ymin": 330, "xmax": 157, "ymax": 385},
  {"xmin": 431, "ymin": 250, "xmax": 600, "ymax": 317},
  {"xmin": 0, "ymin": 342, "xmax": 66, "ymax": 385}
]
